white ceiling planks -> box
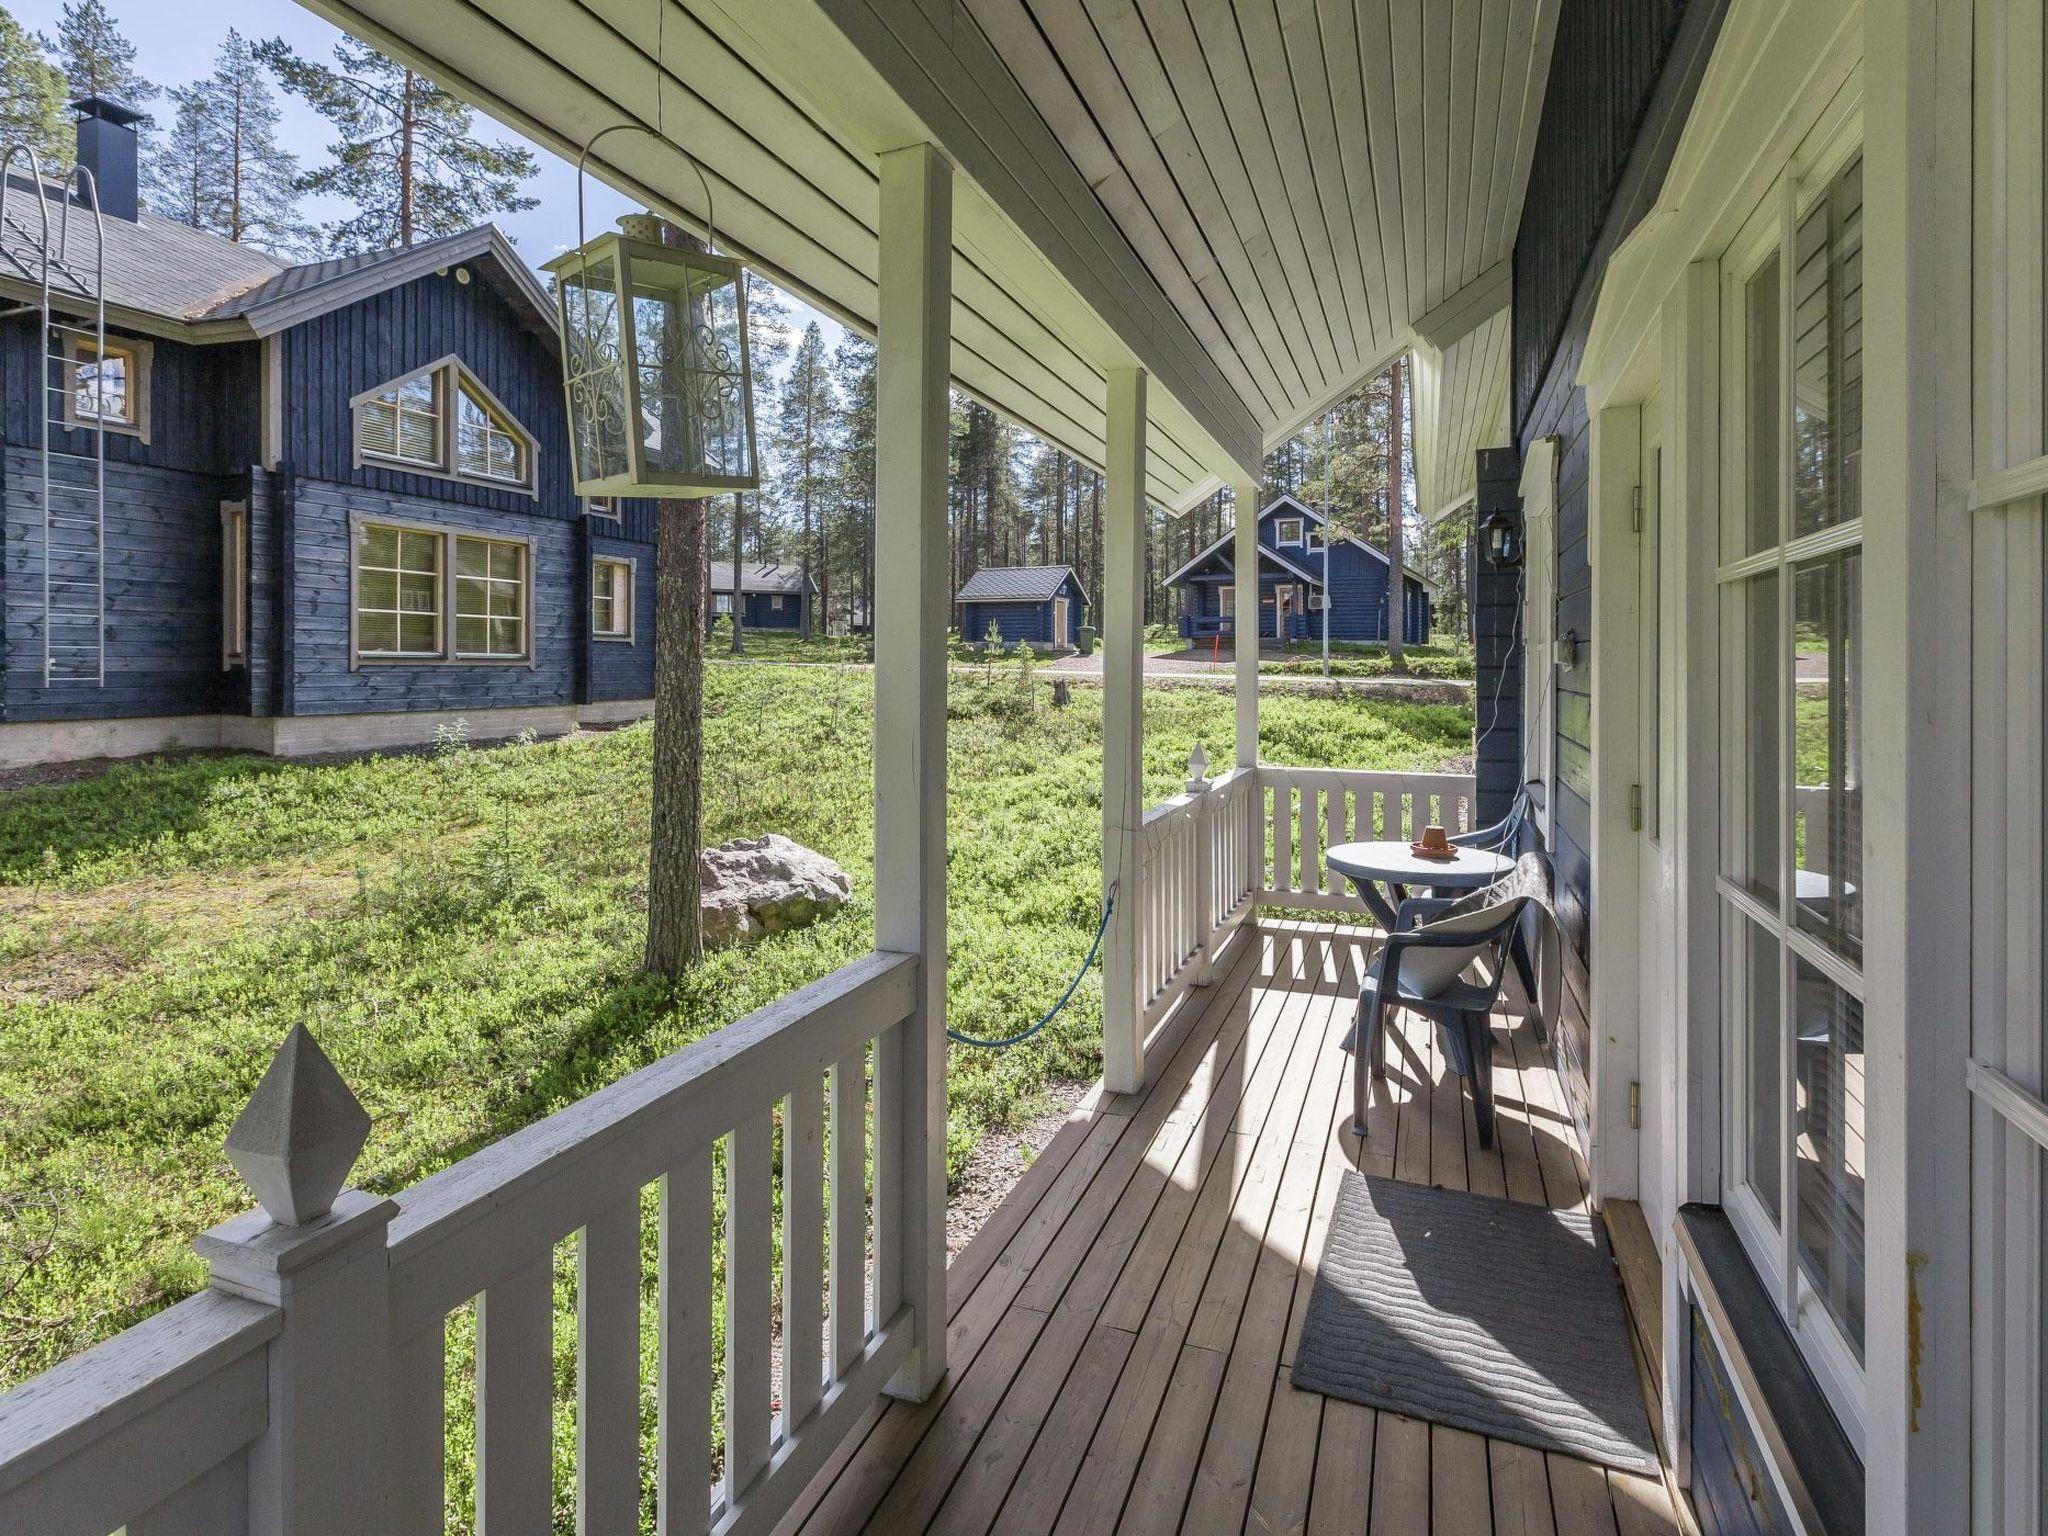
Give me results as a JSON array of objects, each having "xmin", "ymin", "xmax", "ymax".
[
  {"xmin": 966, "ymin": 0, "xmax": 1557, "ymax": 457},
  {"xmin": 299, "ymin": 0, "xmax": 1558, "ymax": 509},
  {"xmin": 1416, "ymin": 304, "xmax": 1512, "ymax": 522}
]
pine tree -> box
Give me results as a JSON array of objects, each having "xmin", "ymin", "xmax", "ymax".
[
  {"xmin": 773, "ymin": 322, "xmax": 837, "ymax": 636},
  {"xmin": 0, "ymin": 7, "xmax": 69, "ymax": 168},
  {"xmin": 255, "ymin": 35, "xmax": 536, "ymax": 253},
  {"xmin": 158, "ymin": 32, "xmax": 300, "ymax": 251},
  {"xmin": 831, "ymin": 332, "xmax": 877, "ymax": 634},
  {"xmin": 53, "ymin": 1, "xmax": 153, "ymax": 114}
]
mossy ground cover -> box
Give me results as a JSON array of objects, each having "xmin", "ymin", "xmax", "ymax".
[{"xmin": 0, "ymin": 665, "xmax": 1470, "ymax": 1526}]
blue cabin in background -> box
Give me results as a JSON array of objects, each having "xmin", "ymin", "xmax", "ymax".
[
  {"xmin": 1165, "ymin": 493, "xmax": 1433, "ymax": 646},
  {"xmin": 710, "ymin": 561, "xmax": 816, "ymax": 636},
  {"xmin": 0, "ymin": 99, "xmax": 661, "ymax": 767},
  {"xmin": 956, "ymin": 565, "xmax": 1088, "ymax": 648}
]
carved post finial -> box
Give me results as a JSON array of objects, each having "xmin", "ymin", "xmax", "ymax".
[
  {"xmin": 225, "ymin": 1024, "xmax": 370, "ymax": 1226},
  {"xmin": 1186, "ymin": 741, "xmax": 1211, "ymax": 793}
]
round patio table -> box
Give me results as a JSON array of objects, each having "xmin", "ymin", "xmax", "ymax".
[{"xmin": 1325, "ymin": 839, "xmax": 1515, "ymax": 931}]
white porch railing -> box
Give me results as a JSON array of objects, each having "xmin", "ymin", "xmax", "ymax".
[
  {"xmin": 0, "ymin": 950, "xmax": 923, "ymax": 1536},
  {"xmin": 1136, "ymin": 763, "xmax": 1257, "ymax": 1028},
  {"xmin": 1130, "ymin": 761, "xmax": 1479, "ymax": 1031},
  {"xmin": 1258, "ymin": 766, "xmax": 1478, "ymax": 910}
]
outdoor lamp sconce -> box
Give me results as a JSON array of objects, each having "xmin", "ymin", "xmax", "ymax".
[
  {"xmin": 544, "ymin": 214, "xmax": 759, "ymax": 499},
  {"xmin": 1480, "ymin": 506, "xmax": 1522, "ymax": 568},
  {"xmin": 1554, "ymin": 629, "xmax": 1580, "ymax": 669}
]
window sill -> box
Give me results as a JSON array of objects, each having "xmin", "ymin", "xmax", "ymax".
[
  {"xmin": 591, "ymin": 633, "xmax": 636, "ymax": 644},
  {"xmin": 353, "ymin": 655, "xmax": 536, "ymax": 669},
  {"xmin": 1675, "ymin": 1205, "xmax": 1863, "ymax": 1536}
]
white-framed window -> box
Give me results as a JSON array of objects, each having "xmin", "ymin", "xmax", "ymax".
[
  {"xmin": 353, "ymin": 356, "xmax": 538, "ymax": 495},
  {"xmin": 770, "ymin": 594, "xmax": 785, "ymax": 612},
  {"xmin": 1274, "ymin": 516, "xmax": 1304, "ymax": 545},
  {"xmin": 64, "ymin": 331, "xmax": 151, "ymax": 439},
  {"xmin": 454, "ymin": 535, "xmax": 529, "ymax": 659},
  {"xmin": 1306, "ymin": 526, "xmax": 1325, "ymax": 551},
  {"xmin": 355, "ymin": 522, "xmax": 445, "ymax": 659},
  {"xmin": 221, "ymin": 501, "xmax": 248, "ymax": 668},
  {"xmin": 587, "ymin": 497, "xmax": 620, "ymax": 521},
  {"xmin": 713, "ymin": 592, "xmax": 733, "ymax": 615},
  {"xmin": 592, "ymin": 556, "xmax": 634, "ymax": 639},
  {"xmin": 1716, "ymin": 139, "xmax": 1866, "ymax": 1435},
  {"xmin": 1217, "ymin": 583, "xmax": 1235, "ymax": 616}
]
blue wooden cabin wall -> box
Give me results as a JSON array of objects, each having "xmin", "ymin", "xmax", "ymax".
[
  {"xmin": 959, "ymin": 576, "xmax": 1083, "ymax": 645},
  {"xmin": 585, "ymin": 526, "xmax": 655, "ymax": 702}
]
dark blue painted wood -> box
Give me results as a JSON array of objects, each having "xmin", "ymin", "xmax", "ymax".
[
  {"xmin": 278, "ymin": 262, "xmax": 578, "ymax": 524},
  {"xmin": 2, "ymin": 447, "xmax": 233, "ymax": 722},
  {"xmin": 585, "ymin": 529, "xmax": 654, "ymax": 702},
  {"xmin": 959, "ymin": 572, "xmax": 1086, "ymax": 645},
  {"xmin": 1168, "ymin": 500, "xmax": 1429, "ymax": 644},
  {"xmin": 280, "ymin": 477, "xmax": 576, "ymax": 718},
  {"xmin": 1688, "ymin": 1307, "xmax": 1790, "ymax": 1536}
]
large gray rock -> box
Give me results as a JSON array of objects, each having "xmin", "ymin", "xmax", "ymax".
[{"xmin": 700, "ymin": 835, "xmax": 852, "ymax": 947}]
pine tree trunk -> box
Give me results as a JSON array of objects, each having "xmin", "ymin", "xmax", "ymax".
[
  {"xmin": 399, "ymin": 73, "xmax": 416, "ymax": 247},
  {"xmin": 730, "ymin": 494, "xmax": 746, "ymax": 653},
  {"xmin": 1386, "ymin": 355, "xmax": 1407, "ymax": 668},
  {"xmin": 645, "ymin": 497, "xmax": 707, "ymax": 974}
]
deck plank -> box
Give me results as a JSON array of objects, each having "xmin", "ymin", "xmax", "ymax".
[{"xmin": 785, "ymin": 921, "xmax": 1687, "ymax": 1536}]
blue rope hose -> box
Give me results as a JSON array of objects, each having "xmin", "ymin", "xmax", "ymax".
[{"xmin": 946, "ymin": 885, "xmax": 1117, "ymax": 1049}]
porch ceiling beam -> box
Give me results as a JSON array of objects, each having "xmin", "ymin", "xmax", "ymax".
[{"xmin": 1411, "ymin": 260, "xmax": 1513, "ymax": 354}]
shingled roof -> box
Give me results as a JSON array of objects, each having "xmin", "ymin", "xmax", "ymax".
[
  {"xmin": 709, "ymin": 561, "xmax": 816, "ymax": 595},
  {"xmin": 956, "ymin": 565, "xmax": 1083, "ymax": 603}
]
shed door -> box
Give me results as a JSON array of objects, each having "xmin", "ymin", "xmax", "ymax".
[{"xmin": 1052, "ymin": 596, "xmax": 1068, "ymax": 644}]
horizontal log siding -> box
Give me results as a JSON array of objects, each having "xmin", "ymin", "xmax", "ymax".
[
  {"xmin": 1, "ymin": 447, "xmax": 233, "ymax": 721},
  {"xmin": 281, "ymin": 478, "xmax": 576, "ymax": 717},
  {"xmin": 278, "ymin": 266, "xmax": 578, "ymax": 524},
  {"xmin": 585, "ymin": 528, "xmax": 655, "ymax": 702}
]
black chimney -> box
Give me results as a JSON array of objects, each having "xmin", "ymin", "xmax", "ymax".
[{"xmin": 72, "ymin": 96, "xmax": 143, "ymax": 222}]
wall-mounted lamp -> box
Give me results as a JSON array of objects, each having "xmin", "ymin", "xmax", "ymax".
[
  {"xmin": 1480, "ymin": 506, "xmax": 1522, "ymax": 568},
  {"xmin": 1554, "ymin": 629, "xmax": 1580, "ymax": 669}
]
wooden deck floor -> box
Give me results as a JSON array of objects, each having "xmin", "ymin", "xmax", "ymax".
[{"xmin": 776, "ymin": 921, "xmax": 1687, "ymax": 1536}]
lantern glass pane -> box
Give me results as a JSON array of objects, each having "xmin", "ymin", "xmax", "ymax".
[
  {"xmin": 626, "ymin": 251, "xmax": 752, "ymax": 483},
  {"xmin": 560, "ymin": 254, "xmax": 633, "ymax": 486}
]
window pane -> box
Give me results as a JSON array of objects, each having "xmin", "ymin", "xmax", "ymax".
[
  {"xmin": 401, "ymin": 375, "xmax": 435, "ymax": 409},
  {"xmin": 457, "ymin": 422, "xmax": 489, "ymax": 477},
  {"xmin": 1793, "ymin": 158, "xmax": 1863, "ymax": 539},
  {"xmin": 399, "ymin": 615, "xmax": 438, "ymax": 654},
  {"xmin": 490, "ymin": 582, "xmax": 521, "ymax": 619},
  {"xmin": 399, "ymin": 532, "xmax": 439, "ymax": 574},
  {"xmin": 1793, "ymin": 959, "xmax": 1865, "ymax": 1358},
  {"xmin": 358, "ymin": 569, "xmax": 396, "ymax": 610},
  {"xmin": 397, "ymin": 411, "xmax": 438, "ymax": 463},
  {"xmin": 1793, "ymin": 551, "xmax": 1863, "ymax": 960},
  {"xmin": 490, "ymin": 543, "xmax": 521, "ymax": 581},
  {"xmin": 456, "ymin": 537, "xmax": 489, "ymax": 579},
  {"xmin": 1723, "ymin": 571, "xmax": 1781, "ymax": 902},
  {"xmin": 360, "ymin": 523, "xmax": 398, "ymax": 568},
  {"xmin": 399, "ymin": 573, "xmax": 438, "ymax": 614},
  {"xmin": 456, "ymin": 575, "xmax": 487, "ymax": 618},
  {"xmin": 456, "ymin": 616, "xmax": 488, "ymax": 653},
  {"xmin": 1743, "ymin": 252, "xmax": 1783, "ymax": 558},
  {"xmin": 489, "ymin": 618, "xmax": 522, "ymax": 655},
  {"xmin": 358, "ymin": 613, "xmax": 398, "ymax": 653},
  {"xmin": 1732, "ymin": 907, "xmax": 1784, "ymax": 1226}
]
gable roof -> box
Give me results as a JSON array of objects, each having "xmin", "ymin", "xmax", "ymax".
[
  {"xmin": 710, "ymin": 561, "xmax": 816, "ymax": 595},
  {"xmin": 955, "ymin": 565, "xmax": 1084, "ymax": 603},
  {"xmin": 1159, "ymin": 495, "xmax": 1439, "ymax": 594},
  {"xmin": 0, "ymin": 186, "xmax": 552, "ymax": 341}
]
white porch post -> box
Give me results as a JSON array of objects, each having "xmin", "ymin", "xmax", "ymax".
[
  {"xmin": 1861, "ymin": 0, "xmax": 1973, "ymax": 1528},
  {"xmin": 873, "ymin": 140, "xmax": 951, "ymax": 1401},
  {"xmin": 1101, "ymin": 366, "xmax": 1147, "ymax": 1094},
  {"xmin": 1230, "ymin": 474, "xmax": 1262, "ymax": 909}
]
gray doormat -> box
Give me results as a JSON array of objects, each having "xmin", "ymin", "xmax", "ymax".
[{"xmin": 1291, "ymin": 1173, "xmax": 1658, "ymax": 1474}]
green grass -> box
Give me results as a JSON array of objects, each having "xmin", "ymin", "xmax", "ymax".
[
  {"xmin": 0, "ymin": 668, "xmax": 1470, "ymax": 1526},
  {"xmin": 708, "ymin": 626, "xmax": 874, "ymax": 663},
  {"xmin": 1265, "ymin": 639, "xmax": 1476, "ymax": 680}
]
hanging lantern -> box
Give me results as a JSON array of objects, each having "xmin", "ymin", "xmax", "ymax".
[
  {"xmin": 1479, "ymin": 506, "xmax": 1523, "ymax": 568},
  {"xmin": 544, "ymin": 215, "xmax": 758, "ymax": 499}
]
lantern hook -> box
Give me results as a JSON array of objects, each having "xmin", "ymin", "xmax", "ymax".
[{"xmin": 574, "ymin": 121, "xmax": 721, "ymax": 260}]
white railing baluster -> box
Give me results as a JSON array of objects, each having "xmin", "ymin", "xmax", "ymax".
[
  {"xmin": 578, "ymin": 1200, "xmax": 641, "ymax": 1535},
  {"xmin": 390, "ymin": 1320, "xmax": 446, "ymax": 1535},
  {"xmin": 783, "ymin": 1075, "xmax": 826, "ymax": 1433},
  {"xmin": 1275, "ymin": 782, "xmax": 1294, "ymax": 899},
  {"xmin": 725, "ymin": 1113, "xmax": 774, "ymax": 1498},
  {"xmin": 477, "ymin": 1255, "xmax": 554, "ymax": 1536},
  {"xmin": 659, "ymin": 1143, "xmax": 713, "ymax": 1536},
  {"xmin": 829, "ymin": 1046, "xmax": 868, "ymax": 1375}
]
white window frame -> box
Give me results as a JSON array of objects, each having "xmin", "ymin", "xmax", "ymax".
[
  {"xmin": 1274, "ymin": 515, "xmax": 1305, "ymax": 545},
  {"xmin": 592, "ymin": 556, "xmax": 635, "ymax": 641},
  {"xmin": 1217, "ymin": 582, "xmax": 1235, "ymax": 617},
  {"xmin": 348, "ymin": 513, "xmax": 537, "ymax": 668},
  {"xmin": 1713, "ymin": 118, "xmax": 1869, "ymax": 1446},
  {"xmin": 351, "ymin": 355, "xmax": 540, "ymax": 498},
  {"xmin": 586, "ymin": 497, "xmax": 621, "ymax": 521},
  {"xmin": 455, "ymin": 378, "xmax": 533, "ymax": 486},
  {"xmin": 62, "ymin": 331, "xmax": 151, "ymax": 441},
  {"xmin": 221, "ymin": 500, "xmax": 248, "ymax": 669},
  {"xmin": 1520, "ymin": 438, "xmax": 1559, "ymax": 842}
]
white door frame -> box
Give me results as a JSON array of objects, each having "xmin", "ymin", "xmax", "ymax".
[{"xmin": 1051, "ymin": 595, "xmax": 1069, "ymax": 645}]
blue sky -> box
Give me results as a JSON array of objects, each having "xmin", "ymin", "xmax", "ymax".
[{"xmin": 12, "ymin": 0, "xmax": 841, "ymax": 367}]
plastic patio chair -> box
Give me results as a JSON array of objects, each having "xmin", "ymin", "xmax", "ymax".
[
  {"xmin": 1451, "ymin": 785, "xmax": 1534, "ymax": 856},
  {"xmin": 1393, "ymin": 849, "xmax": 1558, "ymax": 1044},
  {"xmin": 1350, "ymin": 895, "xmax": 1534, "ymax": 1147}
]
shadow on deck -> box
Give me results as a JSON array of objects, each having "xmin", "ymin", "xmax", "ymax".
[{"xmin": 775, "ymin": 921, "xmax": 1687, "ymax": 1536}]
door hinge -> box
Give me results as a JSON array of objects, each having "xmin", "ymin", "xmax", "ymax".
[
  {"xmin": 1628, "ymin": 783, "xmax": 1643, "ymax": 832},
  {"xmin": 1629, "ymin": 1080, "xmax": 1642, "ymax": 1129},
  {"xmin": 1631, "ymin": 483, "xmax": 1644, "ymax": 533}
]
